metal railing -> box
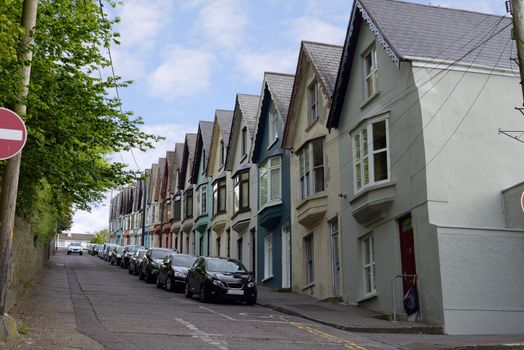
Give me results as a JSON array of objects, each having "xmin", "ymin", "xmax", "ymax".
[{"xmin": 390, "ymin": 274, "xmax": 418, "ymax": 321}]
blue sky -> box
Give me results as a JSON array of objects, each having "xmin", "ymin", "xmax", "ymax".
[{"xmin": 70, "ymin": 0, "xmax": 506, "ymax": 234}]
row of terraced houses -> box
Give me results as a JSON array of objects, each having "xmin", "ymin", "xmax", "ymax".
[{"xmin": 108, "ymin": 0, "xmax": 524, "ymax": 335}]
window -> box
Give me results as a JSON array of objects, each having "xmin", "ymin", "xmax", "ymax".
[
  {"xmin": 173, "ymin": 193, "xmax": 181, "ymax": 221},
  {"xmin": 362, "ymin": 235, "xmax": 376, "ymax": 295},
  {"xmin": 220, "ymin": 139, "xmax": 225, "ymax": 166},
  {"xmin": 308, "ymin": 81, "xmax": 320, "ymax": 124},
  {"xmin": 264, "ymin": 234, "xmax": 273, "ymax": 279},
  {"xmin": 305, "ymin": 235, "xmax": 314, "ymax": 285},
  {"xmin": 353, "ymin": 118, "xmax": 389, "ymax": 192},
  {"xmin": 298, "ymin": 139, "xmax": 324, "ymax": 200},
  {"xmin": 213, "ymin": 178, "xmax": 226, "ymax": 214},
  {"xmin": 233, "ymin": 171, "xmax": 250, "ymax": 213},
  {"xmin": 237, "ymin": 237, "xmax": 243, "ymax": 262},
  {"xmin": 364, "ymin": 46, "xmax": 377, "ymax": 99},
  {"xmin": 197, "ymin": 185, "xmax": 207, "ymax": 216},
  {"xmin": 241, "ymin": 127, "xmax": 247, "ymax": 157},
  {"xmin": 184, "ymin": 190, "xmax": 193, "ymax": 218},
  {"xmin": 259, "ymin": 156, "xmax": 281, "ymax": 208},
  {"xmin": 268, "ymin": 108, "xmax": 279, "ymax": 145}
]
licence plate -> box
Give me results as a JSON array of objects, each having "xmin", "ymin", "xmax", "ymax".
[{"xmin": 227, "ymin": 289, "xmax": 244, "ymax": 295}]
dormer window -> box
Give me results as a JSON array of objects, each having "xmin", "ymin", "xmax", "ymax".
[
  {"xmin": 363, "ymin": 45, "xmax": 377, "ymax": 100},
  {"xmin": 220, "ymin": 139, "xmax": 225, "ymax": 165},
  {"xmin": 268, "ymin": 108, "xmax": 278, "ymax": 145},
  {"xmin": 241, "ymin": 126, "xmax": 247, "ymax": 157},
  {"xmin": 308, "ymin": 80, "xmax": 320, "ymax": 125}
]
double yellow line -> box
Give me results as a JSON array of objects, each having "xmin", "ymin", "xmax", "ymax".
[{"xmin": 278, "ymin": 316, "xmax": 367, "ymax": 350}]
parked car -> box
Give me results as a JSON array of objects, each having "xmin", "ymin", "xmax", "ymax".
[
  {"xmin": 128, "ymin": 249, "xmax": 147, "ymax": 275},
  {"xmin": 185, "ymin": 257, "xmax": 256, "ymax": 305},
  {"xmin": 67, "ymin": 242, "xmax": 83, "ymax": 255},
  {"xmin": 139, "ymin": 248, "xmax": 176, "ymax": 283},
  {"xmin": 89, "ymin": 244, "xmax": 103, "ymax": 256},
  {"xmin": 101, "ymin": 243, "xmax": 118, "ymax": 261},
  {"xmin": 157, "ymin": 254, "xmax": 196, "ymax": 292},
  {"xmin": 122, "ymin": 245, "xmax": 144, "ymax": 269},
  {"xmin": 111, "ymin": 246, "xmax": 125, "ymax": 266}
]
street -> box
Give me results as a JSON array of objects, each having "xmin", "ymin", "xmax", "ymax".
[{"xmin": 11, "ymin": 252, "xmax": 394, "ymax": 350}]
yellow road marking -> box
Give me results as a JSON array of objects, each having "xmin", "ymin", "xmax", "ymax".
[{"xmin": 277, "ymin": 316, "xmax": 367, "ymax": 350}]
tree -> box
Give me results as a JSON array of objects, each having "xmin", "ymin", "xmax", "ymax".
[
  {"xmin": 90, "ymin": 229, "xmax": 108, "ymax": 244},
  {"xmin": 0, "ymin": 0, "xmax": 160, "ymax": 241}
]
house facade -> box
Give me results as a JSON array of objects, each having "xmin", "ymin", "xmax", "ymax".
[
  {"xmin": 327, "ymin": 0, "xmax": 524, "ymax": 335},
  {"xmin": 282, "ymin": 41, "xmax": 343, "ymax": 300},
  {"xmin": 225, "ymin": 94, "xmax": 260, "ymax": 274},
  {"xmin": 251, "ymin": 72, "xmax": 294, "ymax": 289},
  {"xmin": 178, "ymin": 134, "xmax": 197, "ymax": 255},
  {"xmin": 191, "ymin": 121, "xmax": 214, "ymax": 256},
  {"xmin": 207, "ymin": 110, "xmax": 234, "ymax": 258},
  {"xmin": 170, "ymin": 143, "xmax": 185, "ymax": 250}
]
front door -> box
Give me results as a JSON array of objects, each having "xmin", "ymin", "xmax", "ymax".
[
  {"xmin": 330, "ymin": 220, "xmax": 340, "ymax": 296},
  {"xmin": 282, "ymin": 225, "xmax": 291, "ymax": 288},
  {"xmin": 399, "ymin": 214, "xmax": 416, "ymax": 294}
]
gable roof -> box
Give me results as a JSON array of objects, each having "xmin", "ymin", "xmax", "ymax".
[
  {"xmin": 327, "ymin": 0, "xmax": 515, "ymax": 128},
  {"xmin": 251, "ymin": 72, "xmax": 295, "ymax": 163},
  {"xmin": 282, "ymin": 41, "xmax": 343, "ymax": 148},
  {"xmin": 156, "ymin": 157, "xmax": 166, "ymax": 201},
  {"xmin": 166, "ymin": 151, "xmax": 176, "ymax": 195},
  {"xmin": 237, "ymin": 94, "xmax": 260, "ymax": 136},
  {"xmin": 190, "ymin": 121, "xmax": 214, "ymax": 184},
  {"xmin": 178, "ymin": 133, "xmax": 197, "ymax": 189},
  {"xmin": 171, "ymin": 143, "xmax": 184, "ymax": 192},
  {"xmin": 215, "ymin": 110, "xmax": 234, "ymax": 148},
  {"xmin": 225, "ymin": 93, "xmax": 261, "ymax": 170}
]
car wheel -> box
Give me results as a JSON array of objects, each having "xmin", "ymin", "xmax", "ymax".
[
  {"xmin": 246, "ymin": 297, "xmax": 256, "ymax": 306},
  {"xmin": 67, "ymin": 251, "xmax": 71, "ymax": 255},
  {"xmin": 139, "ymin": 268, "xmax": 145, "ymax": 280},
  {"xmin": 165, "ymin": 277, "xmax": 174, "ymax": 292},
  {"xmin": 80, "ymin": 252, "xmax": 83, "ymax": 256},
  {"xmin": 185, "ymin": 283, "xmax": 192, "ymax": 298},
  {"xmin": 128, "ymin": 266, "xmax": 132, "ymax": 274},
  {"xmin": 145, "ymin": 270, "xmax": 151, "ymax": 283},
  {"xmin": 199, "ymin": 285, "xmax": 208, "ymax": 303},
  {"xmin": 156, "ymin": 275, "xmax": 163, "ymax": 288}
]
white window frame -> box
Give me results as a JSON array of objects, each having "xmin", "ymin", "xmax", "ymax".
[
  {"xmin": 352, "ymin": 117, "xmax": 390, "ymax": 193},
  {"xmin": 241, "ymin": 126, "xmax": 247, "ymax": 157},
  {"xmin": 197, "ymin": 184, "xmax": 207, "ymax": 216},
  {"xmin": 298, "ymin": 139, "xmax": 324, "ymax": 201},
  {"xmin": 268, "ymin": 107, "xmax": 279, "ymax": 145},
  {"xmin": 363, "ymin": 45, "xmax": 378, "ymax": 100},
  {"xmin": 362, "ymin": 235, "xmax": 376, "ymax": 296},
  {"xmin": 308, "ymin": 80, "xmax": 320, "ymax": 125},
  {"xmin": 258, "ymin": 156, "xmax": 282, "ymax": 208},
  {"xmin": 305, "ymin": 235, "xmax": 314, "ymax": 285},
  {"xmin": 264, "ymin": 234, "xmax": 273, "ymax": 279}
]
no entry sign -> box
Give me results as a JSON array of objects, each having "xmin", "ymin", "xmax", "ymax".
[
  {"xmin": 521, "ymin": 191, "xmax": 524, "ymax": 214},
  {"xmin": 0, "ymin": 108, "xmax": 27, "ymax": 160}
]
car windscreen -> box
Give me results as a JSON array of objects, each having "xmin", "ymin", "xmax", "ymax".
[
  {"xmin": 116, "ymin": 247, "xmax": 124, "ymax": 253},
  {"xmin": 151, "ymin": 250, "xmax": 170, "ymax": 259},
  {"xmin": 172, "ymin": 256, "xmax": 196, "ymax": 268},
  {"xmin": 206, "ymin": 259, "xmax": 247, "ymax": 273}
]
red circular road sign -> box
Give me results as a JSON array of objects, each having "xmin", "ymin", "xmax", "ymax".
[
  {"xmin": 521, "ymin": 192, "xmax": 524, "ymax": 214},
  {"xmin": 0, "ymin": 108, "xmax": 27, "ymax": 160}
]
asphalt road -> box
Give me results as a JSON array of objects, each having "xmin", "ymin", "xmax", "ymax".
[{"xmin": 65, "ymin": 252, "xmax": 395, "ymax": 350}]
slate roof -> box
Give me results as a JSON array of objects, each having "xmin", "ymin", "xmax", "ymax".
[
  {"xmin": 327, "ymin": 0, "xmax": 515, "ymax": 129},
  {"xmin": 179, "ymin": 133, "xmax": 197, "ymax": 188},
  {"xmin": 264, "ymin": 72, "xmax": 295, "ymax": 125},
  {"xmin": 215, "ymin": 110, "xmax": 234, "ymax": 148},
  {"xmin": 190, "ymin": 121, "xmax": 214, "ymax": 183},
  {"xmin": 303, "ymin": 41, "xmax": 343, "ymax": 96},
  {"xmin": 166, "ymin": 151, "xmax": 176, "ymax": 194},
  {"xmin": 359, "ymin": 0, "xmax": 514, "ymax": 69},
  {"xmin": 199, "ymin": 121, "xmax": 214, "ymax": 156},
  {"xmin": 237, "ymin": 94, "xmax": 260, "ymax": 136},
  {"xmin": 174, "ymin": 143, "xmax": 184, "ymax": 167}
]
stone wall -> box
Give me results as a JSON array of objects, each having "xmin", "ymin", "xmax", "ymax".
[{"xmin": 5, "ymin": 216, "xmax": 50, "ymax": 312}]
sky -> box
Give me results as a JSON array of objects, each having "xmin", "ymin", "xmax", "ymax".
[{"xmin": 69, "ymin": 0, "xmax": 506, "ymax": 234}]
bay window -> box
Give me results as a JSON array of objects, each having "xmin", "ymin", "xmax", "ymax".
[
  {"xmin": 353, "ymin": 118, "xmax": 389, "ymax": 192},
  {"xmin": 298, "ymin": 139, "xmax": 324, "ymax": 200},
  {"xmin": 233, "ymin": 171, "xmax": 249, "ymax": 213},
  {"xmin": 259, "ymin": 156, "xmax": 281, "ymax": 208},
  {"xmin": 196, "ymin": 184, "xmax": 207, "ymax": 216}
]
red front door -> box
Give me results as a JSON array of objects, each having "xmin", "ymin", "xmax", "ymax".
[{"xmin": 399, "ymin": 214, "xmax": 416, "ymax": 294}]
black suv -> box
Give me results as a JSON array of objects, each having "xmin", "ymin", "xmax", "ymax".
[
  {"xmin": 157, "ymin": 254, "xmax": 196, "ymax": 292},
  {"xmin": 139, "ymin": 248, "xmax": 176, "ymax": 283}
]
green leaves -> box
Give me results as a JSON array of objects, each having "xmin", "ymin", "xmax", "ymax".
[{"xmin": 0, "ymin": 0, "xmax": 158, "ymax": 232}]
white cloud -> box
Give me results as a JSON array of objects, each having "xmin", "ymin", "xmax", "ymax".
[
  {"xmin": 288, "ymin": 17, "xmax": 346, "ymax": 45},
  {"xmin": 147, "ymin": 46, "xmax": 214, "ymax": 100},
  {"xmin": 118, "ymin": 0, "xmax": 173, "ymax": 47},
  {"xmin": 234, "ymin": 49, "xmax": 297, "ymax": 83},
  {"xmin": 194, "ymin": 0, "xmax": 248, "ymax": 49},
  {"xmin": 70, "ymin": 194, "xmax": 111, "ymax": 234}
]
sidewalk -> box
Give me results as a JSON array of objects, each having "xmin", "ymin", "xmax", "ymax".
[
  {"xmin": 0, "ymin": 256, "xmax": 103, "ymax": 349},
  {"xmin": 256, "ymin": 286, "xmax": 524, "ymax": 349}
]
